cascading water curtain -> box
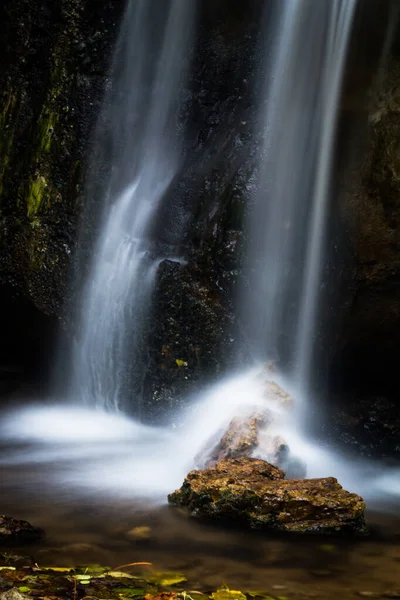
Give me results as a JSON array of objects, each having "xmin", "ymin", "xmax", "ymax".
[
  {"xmin": 241, "ymin": 0, "xmax": 356, "ymax": 409},
  {"xmin": 70, "ymin": 0, "xmax": 196, "ymax": 412}
]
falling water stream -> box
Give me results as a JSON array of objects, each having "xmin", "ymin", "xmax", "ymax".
[
  {"xmin": 244, "ymin": 0, "xmax": 356, "ymax": 393},
  {"xmin": 1, "ymin": 2, "xmax": 400, "ymax": 593},
  {"xmin": 70, "ymin": 0, "xmax": 195, "ymax": 411}
]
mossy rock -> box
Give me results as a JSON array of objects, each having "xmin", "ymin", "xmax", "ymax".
[{"xmin": 168, "ymin": 457, "xmax": 367, "ymax": 535}]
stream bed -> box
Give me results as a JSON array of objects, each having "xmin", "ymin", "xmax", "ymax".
[{"xmin": 0, "ymin": 458, "xmax": 399, "ymax": 600}]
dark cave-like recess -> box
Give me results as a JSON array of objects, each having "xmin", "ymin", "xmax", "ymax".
[{"xmin": 0, "ymin": 285, "xmax": 59, "ymax": 399}]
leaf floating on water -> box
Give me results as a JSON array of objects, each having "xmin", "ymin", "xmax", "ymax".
[
  {"xmin": 75, "ymin": 573, "xmax": 92, "ymax": 582},
  {"xmin": 42, "ymin": 567, "xmax": 74, "ymax": 573},
  {"xmin": 78, "ymin": 564, "xmax": 111, "ymax": 576},
  {"xmin": 211, "ymin": 589, "xmax": 247, "ymax": 600},
  {"xmin": 0, "ymin": 566, "xmax": 16, "ymax": 571},
  {"xmin": 149, "ymin": 572, "xmax": 187, "ymax": 586},
  {"xmin": 106, "ymin": 571, "xmax": 137, "ymax": 579}
]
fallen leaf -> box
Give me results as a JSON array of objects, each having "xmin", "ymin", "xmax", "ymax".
[
  {"xmin": 211, "ymin": 589, "xmax": 247, "ymax": 600},
  {"xmin": 106, "ymin": 571, "xmax": 136, "ymax": 579},
  {"xmin": 149, "ymin": 573, "xmax": 187, "ymax": 587}
]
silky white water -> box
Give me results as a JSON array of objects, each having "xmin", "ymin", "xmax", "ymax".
[
  {"xmin": 1, "ymin": 373, "xmax": 398, "ymax": 508},
  {"xmin": 1, "ymin": 0, "xmax": 399, "ymax": 514},
  {"xmin": 243, "ymin": 0, "xmax": 356, "ymax": 400},
  {"xmin": 70, "ymin": 0, "xmax": 194, "ymax": 411}
]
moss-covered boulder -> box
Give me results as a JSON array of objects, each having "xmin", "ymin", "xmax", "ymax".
[
  {"xmin": 0, "ymin": 515, "xmax": 44, "ymax": 544},
  {"xmin": 168, "ymin": 457, "xmax": 367, "ymax": 535}
]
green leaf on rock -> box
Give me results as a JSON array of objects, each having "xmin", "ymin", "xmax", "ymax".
[{"xmin": 18, "ymin": 586, "xmax": 31, "ymax": 593}]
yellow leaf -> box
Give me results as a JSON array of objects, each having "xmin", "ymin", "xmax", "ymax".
[
  {"xmin": 149, "ymin": 572, "xmax": 187, "ymax": 586},
  {"xmin": 75, "ymin": 574, "xmax": 92, "ymax": 581},
  {"xmin": 106, "ymin": 571, "xmax": 136, "ymax": 579},
  {"xmin": 42, "ymin": 567, "xmax": 74, "ymax": 572},
  {"xmin": 175, "ymin": 359, "xmax": 188, "ymax": 368},
  {"xmin": 211, "ymin": 589, "xmax": 247, "ymax": 600}
]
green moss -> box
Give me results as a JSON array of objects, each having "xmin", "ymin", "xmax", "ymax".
[
  {"xmin": 0, "ymin": 91, "xmax": 17, "ymax": 130},
  {"xmin": 37, "ymin": 108, "xmax": 59, "ymax": 155},
  {"xmin": 0, "ymin": 89, "xmax": 19, "ymax": 197},
  {"xmin": 27, "ymin": 175, "xmax": 48, "ymax": 218},
  {"xmin": 30, "ymin": 217, "xmax": 41, "ymax": 229}
]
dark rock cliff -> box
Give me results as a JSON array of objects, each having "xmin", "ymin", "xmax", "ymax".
[
  {"xmin": 0, "ymin": 0, "xmax": 126, "ymax": 386},
  {"xmin": 0, "ymin": 0, "xmax": 125, "ymax": 316}
]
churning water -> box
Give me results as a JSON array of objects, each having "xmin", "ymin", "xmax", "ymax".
[
  {"xmin": 0, "ymin": 369, "xmax": 399, "ymax": 508},
  {"xmin": 70, "ymin": 0, "xmax": 195, "ymax": 411}
]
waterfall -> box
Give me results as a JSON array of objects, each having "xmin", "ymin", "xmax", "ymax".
[
  {"xmin": 2, "ymin": 0, "xmax": 400, "ymax": 509},
  {"xmin": 70, "ymin": 0, "xmax": 195, "ymax": 412},
  {"xmin": 242, "ymin": 0, "xmax": 356, "ymax": 400}
]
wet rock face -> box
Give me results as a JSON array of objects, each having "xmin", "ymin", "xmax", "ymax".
[
  {"xmin": 0, "ymin": 0, "xmax": 125, "ymax": 319},
  {"xmin": 332, "ymin": 49, "xmax": 400, "ymax": 410},
  {"xmin": 318, "ymin": 395, "xmax": 400, "ymax": 461},
  {"xmin": 0, "ymin": 515, "xmax": 44, "ymax": 544},
  {"xmin": 168, "ymin": 457, "xmax": 367, "ymax": 536},
  {"xmin": 138, "ymin": 258, "xmax": 239, "ymax": 421}
]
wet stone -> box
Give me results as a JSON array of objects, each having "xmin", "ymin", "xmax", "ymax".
[
  {"xmin": 0, "ymin": 516, "xmax": 44, "ymax": 545},
  {"xmin": 168, "ymin": 457, "xmax": 367, "ymax": 535}
]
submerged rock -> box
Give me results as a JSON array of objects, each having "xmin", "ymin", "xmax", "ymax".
[
  {"xmin": 168, "ymin": 457, "xmax": 367, "ymax": 535},
  {"xmin": 0, "ymin": 515, "xmax": 44, "ymax": 544}
]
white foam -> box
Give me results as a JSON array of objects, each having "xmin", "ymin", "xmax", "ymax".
[{"xmin": 1, "ymin": 368, "xmax": 399, "ymax": 507}]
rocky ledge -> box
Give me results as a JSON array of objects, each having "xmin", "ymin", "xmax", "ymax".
[
  {"xmin": 0, "ymin": 515, "xmax": 44, "ymax": 544},
  {"xmin": 168, "ymin": 457, "xmax": 367, "ymax": 536}
]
